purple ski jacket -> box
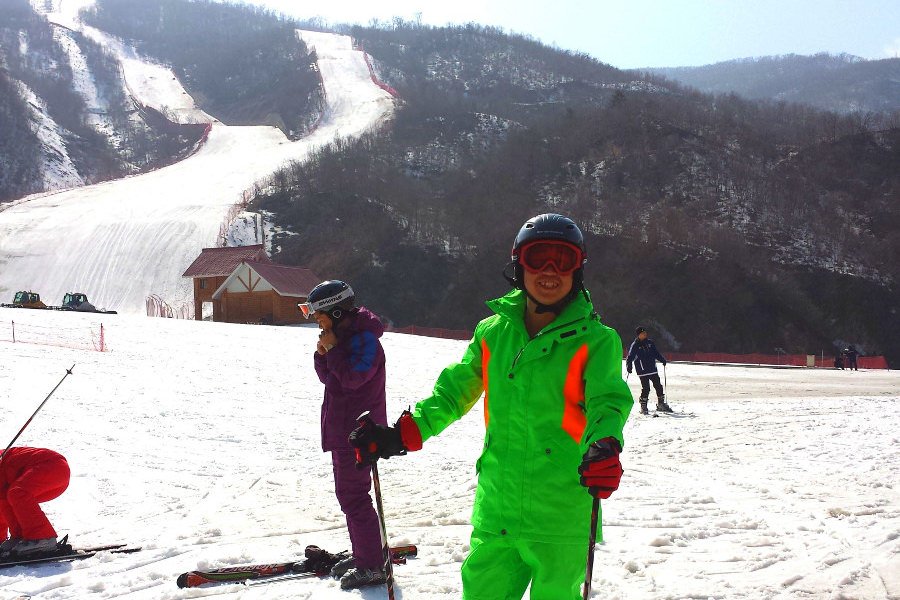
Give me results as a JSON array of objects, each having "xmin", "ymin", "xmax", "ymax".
[{"xmin": 313, "ymin": 307, "xmax": 388, "ymax": 451}]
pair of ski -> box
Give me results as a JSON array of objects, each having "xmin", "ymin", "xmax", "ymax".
[
  {"xmin": 0, "ymin": 536, "xmax": 141, "ymax": 569},
  {"xmin": 650, "ymin": 410, "xmax": 696, "ymax": 418},
  {"xmin": 178, "ymin": 413, "xmax": 411, "ymax": 592},
  {"xmin": 176, "ymin": 544, "xmax": 418, "ymax": 588}
]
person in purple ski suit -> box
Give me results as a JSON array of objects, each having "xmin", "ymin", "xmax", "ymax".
[{"xmin": 301, "ymin": 280, "xmax": 389, "ymax": 590}]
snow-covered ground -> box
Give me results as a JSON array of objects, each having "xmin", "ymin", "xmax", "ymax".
[
  {"xmin": 0, "ymin": 307, "xmax": 897, "ymax": 599},
  {"xmin": 1, "ymin": 0, "xmax": 395, "ymax": 315}
]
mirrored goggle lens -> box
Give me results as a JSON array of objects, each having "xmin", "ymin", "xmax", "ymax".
[
  {"xmin": 519, "ymin": 241, "xmax": 582, "ymax": 274},
  {"xmin": 297, "ymin": 302, "xmax": 313, "ymax": 318}
]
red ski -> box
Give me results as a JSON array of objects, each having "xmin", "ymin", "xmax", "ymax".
[{"xmin": 176, "ymin": 544, "xmax": 417, "ymax": 588}]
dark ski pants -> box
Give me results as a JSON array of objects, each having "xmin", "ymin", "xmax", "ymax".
[
  {"xmin": 331, "ymin": 450, "xmax": 383, "ymax": 570},
  {"xmin": 461, "ymin": 528, "xmax": 584, "ymax": 600},
  {"xmin": 639, "ymin": 373, "xmax": 664, "ymax": 400},
  {"xmin": 0, "ymin": 455, "xmax": 69, "ymax": 540}
]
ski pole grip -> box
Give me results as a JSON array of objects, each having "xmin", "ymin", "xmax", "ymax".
[{"xmin": 353, "ymin": 411, "xmax": 379, "ymax": 468}]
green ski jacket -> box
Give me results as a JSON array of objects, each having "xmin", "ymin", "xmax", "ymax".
[{"xmin": 412, "ymin": 289, "xmax": 633, "ymax": 543}]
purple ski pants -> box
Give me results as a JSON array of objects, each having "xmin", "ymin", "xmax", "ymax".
[{"xmin": 331, "ymin": 450, "xmax": 384, "ymax": 570}]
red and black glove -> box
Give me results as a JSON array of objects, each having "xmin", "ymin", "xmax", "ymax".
[
  {"xmin": 349, "ymin": 410, "xmax": 423, "ymax": 467},
  {"xmin": 578, "ymin": 437, "xmax": 623, "ymax": 499}
]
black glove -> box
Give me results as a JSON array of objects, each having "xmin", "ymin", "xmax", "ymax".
[
  {"xmin": 626, "ymin": 365, "xmax": 632, "ymax": 374},
  {"xmin": 578, "ymin": 438, "xmax": 623, "ymax": 499},
  {"xmin": 349, "ymin": 411, "xmax": 408, "ymax": 467}
]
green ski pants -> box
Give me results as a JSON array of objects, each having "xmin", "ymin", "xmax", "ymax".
[{"xmin": 461, "ymin": 528, "xmax": 586, "ymax": 600}]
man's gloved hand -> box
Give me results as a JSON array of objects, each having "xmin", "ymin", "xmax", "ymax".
[
  {"xmin": 349, "ymin": 410, "xmax": 423, "ymax": 467},
  {"xmin": 578, "ymin": 437, "xmax": 623, "ymax": 499},
  {"xmin": 626, "ymin": 365, "xmax": 632, "ymax": 374}
]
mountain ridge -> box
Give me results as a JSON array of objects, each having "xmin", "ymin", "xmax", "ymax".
[{"xmin": 646, "ymin": 52, "xmax": 900, "ymax": 114}]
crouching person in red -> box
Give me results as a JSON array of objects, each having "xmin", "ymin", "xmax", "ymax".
[{"xmin": 0, "ymin": 447, "xmax": 70, "ymax": 558}]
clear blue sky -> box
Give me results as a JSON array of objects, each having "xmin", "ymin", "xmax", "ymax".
[{"xmin": 243, "ymin": 0, "xmax": 900, "ymax": 69}]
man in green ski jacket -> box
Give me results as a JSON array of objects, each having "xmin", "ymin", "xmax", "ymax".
[{"xmin": 351, "ymin": 214, "xmax": 633, "ymax": 599}]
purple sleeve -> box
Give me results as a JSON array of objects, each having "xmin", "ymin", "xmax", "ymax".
[
  {"xmin": 323, "ymin": 331, "xmax": 382, "ymax": 391},
  {"xmin": 313, "ymin": 350, "xmax": 329, "ymax": 383}
]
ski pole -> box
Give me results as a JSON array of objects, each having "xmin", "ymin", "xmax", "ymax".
[
  {"xmin": 583, "ymin": 496, "xmax": 600, "ymax": 600},
  {"xmin": 371, "ymin": 460, "xmax": 395, "ymax": 599},
  {"xmin": 356, "ymin": 411, "xmax": 395, "ymax": 600},
  {"xmin": 662, "ymin": 363, "xmax": 667, "ymax": 398},
  {"xmin": 1, "ymin": 364, "xmax": 75, "ymax": 462}
]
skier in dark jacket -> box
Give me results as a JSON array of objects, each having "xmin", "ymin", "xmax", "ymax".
[
  {"xmin": 842, "ymin": 345, "xmax": 859, "ymax": 371},
  {"xmin": 626, "ymin": 327, "xmax": 672, "ymax": 414},
  {"xmin": 300, "ymin": 280, "xmax": 388, "ymax": 590}
]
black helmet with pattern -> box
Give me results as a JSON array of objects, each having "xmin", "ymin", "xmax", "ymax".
[{"xmin": 299, "ymin": 280, "xmax": 355, "ymax": 321}]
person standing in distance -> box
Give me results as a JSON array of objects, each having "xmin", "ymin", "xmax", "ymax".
[
  {"xmin": 626, "ymin": 327, "xmax": 671, "ymax": 414},
  {"xmin": 298, "ymin": 280, "xmax": 388, "ymax": 590},
  {"xmin": 348, "ymin": 214, "xmax": 633, "ymax": 600}
]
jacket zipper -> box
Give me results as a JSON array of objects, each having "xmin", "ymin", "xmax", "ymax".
[{"xmin": 510, "ymin": 316, "xmax": 585, "ymax": 370}]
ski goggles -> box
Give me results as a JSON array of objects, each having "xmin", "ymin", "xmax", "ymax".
[
  {"xmin": 297, "ymin": 287, "xmax": 354, "ymax": 319},
  {"xmin": 516, "ymin": 240, "xmax": 585, "ymax": 275},
  {"xmin": 297, "ymin": 302, "xmax": 315, "ymax": 319}
]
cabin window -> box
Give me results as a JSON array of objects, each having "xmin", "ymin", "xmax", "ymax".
[{"xmin": 199, "ymin": 278, "xmax": 207, "ymax": 289}]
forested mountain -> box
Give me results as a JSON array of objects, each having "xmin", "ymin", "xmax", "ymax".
[
  {"xmin": 83, "ymin": 0, "xmax": 322, "ymax": 137},
  {"xmin": 0, "ymin": 69, "xmax": 42, "ymax": 201},
  {"xmin": 254, "ymin": 23, "xmax": 900, "ymax": 365},
  {"xmin": 1, "ymin": 0, "xmax": 120, "ymax": 200},
  {"xmin": 3, "ymin": 2, "xmax": 897, "ymax": 364},
  {"xmin": 648, "ymin": 53, "xmax": 900, "ymax": 115},
  {"xmin": 0, "ymin": 0, "xmax": 322, "ymax": 202}
]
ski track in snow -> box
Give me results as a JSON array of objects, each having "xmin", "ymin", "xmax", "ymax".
[
  {"xmin": 2, "ymin": 0, "xmax": 394, "ymax": 315},
  {"xmin": 0, "ymin": 308, "xmax": 897, "ymax": 599}
]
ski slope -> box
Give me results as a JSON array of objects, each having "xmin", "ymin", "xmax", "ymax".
[
  {"xmin": 0, "ymin": 308, "xmax": 898, "ymax": 599},
  {"xmin": 0, "ymin": 2, "xmax": 394, "ymax": 315}
]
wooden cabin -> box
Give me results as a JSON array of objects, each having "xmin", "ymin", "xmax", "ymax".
[
  {"xmin": 211, "ymin": 260, "xmax": 321, "ymax": 325},
  {"xmin": 182, "ymin": 246, "xmax": 320, "ymax": 324}
]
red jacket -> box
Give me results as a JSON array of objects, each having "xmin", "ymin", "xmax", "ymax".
[{"xmin": 0, "ymin": 447, "xmax": 67, "ymax": 486}]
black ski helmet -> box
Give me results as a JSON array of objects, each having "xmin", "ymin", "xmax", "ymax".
[
  {"xmin": 512, "ymin": 213, "xmax": 586, "ymax": 260},
  {"xmin": 507, "ymin": 213, "xmax": 587, "ymax": 287},
  {"xmin": 303, "ymin": 280, "xmax": 355, "ymax": 321},
  {"xmin": 504, "ymin": 213, "xmax": 588, "ymax": 313}
]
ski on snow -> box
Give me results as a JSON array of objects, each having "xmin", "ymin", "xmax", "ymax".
[
  {"xmin": 0, "ymin": 536, "xmax": 141, "ymax": 569},
  {"xmin": 652, "ymin": 410, "xmax": 696, "ymax": 418},
  {"xmin": 176, "ymin": 544, "xmax": 418, "ymax": 588}
]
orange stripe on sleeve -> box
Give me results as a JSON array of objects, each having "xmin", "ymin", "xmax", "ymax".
[{"xmin": 562, "ymin": 343, "xmax": 588, "ymax": 443}]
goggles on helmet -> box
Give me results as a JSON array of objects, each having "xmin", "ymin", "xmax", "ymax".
[
  {"xmin": 297, "ymin": 287, "xmax": 354, "ymax": 319},
  {"xmin": 517, "ymin": 240, "xmax": 585, "ymax": 275}
]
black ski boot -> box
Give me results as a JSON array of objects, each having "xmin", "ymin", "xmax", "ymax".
[
  {"xmin": 329, "ymin": 554, "xmax": 356, "ymax": 578},
  {"xmin": 303, "ymin": 545, "xmax": 349, "ymax": 576},
  {"xmin": 340, "ymin": 566, "xmax": 387, "ymax": 590},
  {"xmin": 3, "ymin": 537, "xmax": 58, "ymax": 558},
  {"xmin": 639, "ymin": 399, "xmax": 649, "ymax": 415},
  {"xmin": 656, "ymin": 397, "xmax": 673, "ymax": 413}
]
